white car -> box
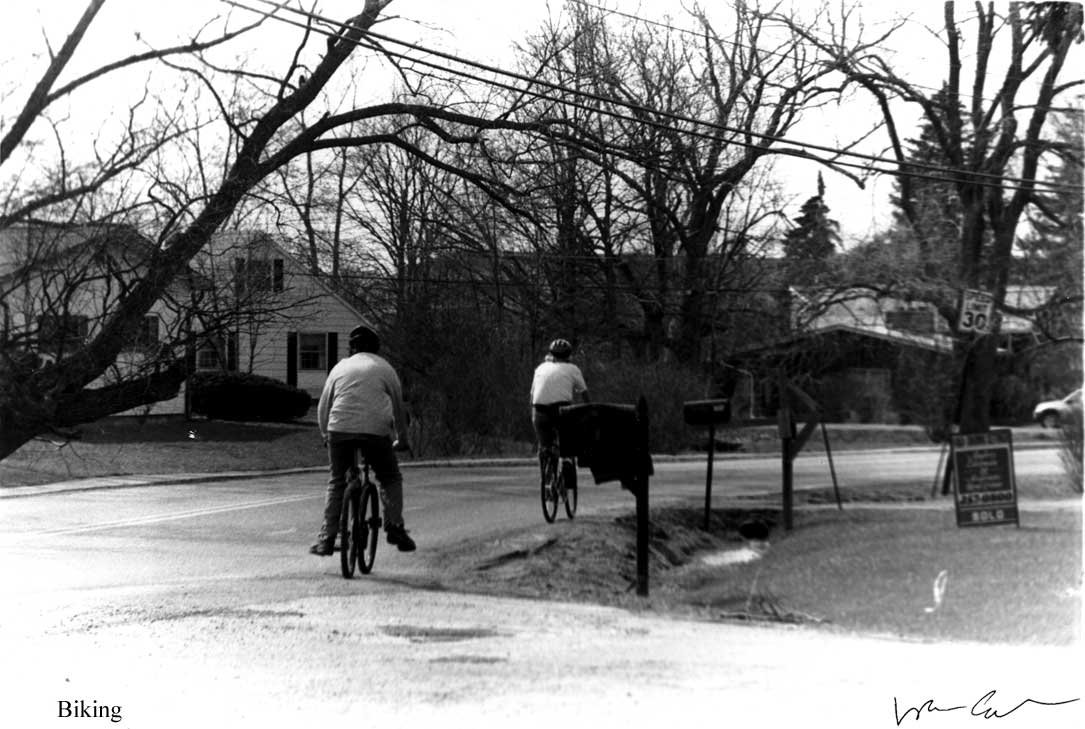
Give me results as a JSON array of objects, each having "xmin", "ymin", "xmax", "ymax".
[{"xmin": 1032, "ymin": 389, "xmax": 1082, "ymax": 428}]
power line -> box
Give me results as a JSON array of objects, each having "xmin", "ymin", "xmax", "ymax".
[
  {"xmin": 569, "ymin": 0, "xmax": 1083, "ymax": 115},
  {"xmin": 229, "ymin": 0, "xmax": 1083, "ymax": 195},
  {"xmin": 235, "ymin": 0, "xmax": 1082, "ymax": 194}
]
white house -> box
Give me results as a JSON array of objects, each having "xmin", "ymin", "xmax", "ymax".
[
  {"xmin": 0, "ymin": 222, "xmax": 197, "ymax": 413},
  {"xmin": 190, "ymin": 231, "xmax": 369, "ymax": 401},
  {"xmin": 0, "ymin": 223, "xmax": 368, "ymax": 417}
]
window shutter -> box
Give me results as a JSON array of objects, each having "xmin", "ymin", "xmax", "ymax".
[
  {"xmin": 286, "ymin": 332, "xmax": 297, "ymax": 386},
  {"xmin": 227, "ymin": 333, "xmax": 238, "ymax": 372},
  {"xmin": 234, "ymin": 258, "xmax": 246, "ymax": 297},
  {"xmin": 327, "ymin": 332, "xmax": 338, "ymax": 372},
  {"xmin": 273, "ymin": 259, "xmax": 284, "ymax": 292},
  {"xmin": 146, "ymin": 316, "xmax": 160, "ymax": 345}
]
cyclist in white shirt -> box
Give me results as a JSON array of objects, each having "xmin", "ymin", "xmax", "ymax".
[{"xmin": 529, "ymin": 338, "xmax": 589, "ymax": 472}]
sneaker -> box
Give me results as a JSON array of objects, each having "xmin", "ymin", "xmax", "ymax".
[
  {"xmin": 386, "ymin": 525, "xmax": 416, "ymax": 552},
  {"xmin": 308, "ymin": 541, "xmax": 334, "ymax": 556},
  {"xmin": 309, "ymin": 531, "xmax": 336, "ymax": 556}
]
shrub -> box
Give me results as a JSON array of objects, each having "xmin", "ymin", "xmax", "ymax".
[
  {"xmin": 585, "ymin": 357, "xmax": 710, "ymax": 454},
  {"xmin": 189, "ymin": 371, "xmax": 311, "ymax": 422},
  {"xmin": 891, "ymin": 348, "xmax": 956, "ymax": 439},
  {"xmin": 990, "ymin": 374, "xmax": 1039, "ymax": 425},
  {"xmin": 1057, "ymin": 405, "xmax": 1083, "ymax": 493}
]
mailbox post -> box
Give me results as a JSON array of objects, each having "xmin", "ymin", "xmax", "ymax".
[
  {"xmin": 558, "ymin": 396, "xmax": 654, "ymax": 596},
  {"xmin": 683, "ymin": 398, "xmax": 731, "ymax": 529}
]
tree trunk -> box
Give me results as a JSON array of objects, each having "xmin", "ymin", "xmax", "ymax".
[
  {"xmin": 957, "ymin": 335, "xmax": 998, "ymax": 433},
  {"xmin": 0, "ymin": 359, "xmax": 187, "ymax": 460}
]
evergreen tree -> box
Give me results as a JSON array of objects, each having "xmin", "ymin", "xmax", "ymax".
[
  {"xmin": 890, "ymin": 84, "xmax": 967, "ymax": 251},
  {"xmin": 782, "ymin": 172, "xmax": 840, "ymax": 260}
]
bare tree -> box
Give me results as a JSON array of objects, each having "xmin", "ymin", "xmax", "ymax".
[
  {"xmin": 511, "ymin": 2, "xmax": 886, "ymax": 364},
  {"xmin": 768, "ymin": 1, "xmax": 1084, "ymax": 432},
  {"xmin": 0, "ymin": 0, "xmax": 587, "ymax": 459}
]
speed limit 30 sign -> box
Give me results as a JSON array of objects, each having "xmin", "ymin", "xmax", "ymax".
[{"xmin": 958, "ymin": 289, "xmax": 994, "ymax": 334}]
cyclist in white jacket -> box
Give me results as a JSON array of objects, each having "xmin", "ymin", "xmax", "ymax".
[
  {"xmin": 530, "ymin": 338, "xmax": 589, "ymax": 469},
  {"xmin": 310, "ymin": 325, "xmax": 414, "ymax": 555}
]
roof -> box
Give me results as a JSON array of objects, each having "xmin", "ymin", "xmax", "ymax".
[
  {"xmin": 790, "ymin": 285, "xmax": 1053, "ymax": 337},
  {"xmin": 202, "ymin": 230, "xmax": 370, "ymax": 325},
  {"xmin": 0, "ymin": 221, "xmax": 211, "ymax": 292},
  {"xmin": 0, "ymin": 222, "xmax": 153, "ymax": 279},
  {"xmin": 731, "ymin": 322, "xmax": 953, "ymax": 361}
]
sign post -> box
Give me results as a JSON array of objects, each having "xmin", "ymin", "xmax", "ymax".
[
  {"xmin": 558, "ymin": 397, "xmax": 654, "ymax": 595},
  {"xmin": 775, "ymin": 372, "xmax": 842, "ymax": 530},
  {"xmin": 950, "ymin": 428, "xmax": 1020, "ymax": 528},
  {"xmin": 683, "ymin": 398, "xmax": 730, "ymax": 529}
]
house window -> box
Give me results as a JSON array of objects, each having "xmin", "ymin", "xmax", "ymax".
[
  {"xmin": 195, "ymin": 333, "xmax": 238, "ymax": 371},
  {"xmin": 125, "ymin": 315, "xmax": 160, "ymax": 351},
  {"xmin": 37, "ymin": 313, "xmax": 89, "ymax": 353},
  {"xmin": 235, "ymin": 257, "xmax": 285, "ymax": 296},
  {"xmin": 298, "ymin": 333, "xmax": 326, "ymax": 371}
]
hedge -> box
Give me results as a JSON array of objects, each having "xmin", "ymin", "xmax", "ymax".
[{"xmin": 189, "ymin": 371, "xmax": 311, "ymax": 422}]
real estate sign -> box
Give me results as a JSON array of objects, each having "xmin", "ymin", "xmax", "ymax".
[{"xmin": 950, "ymin": 429, "xmax": 1019, "ymax": 527}]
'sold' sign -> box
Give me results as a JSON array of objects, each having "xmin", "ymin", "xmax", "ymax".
[{"xmin": 950, "ymin": 429, "xmax": 1019, "ymax": 527}]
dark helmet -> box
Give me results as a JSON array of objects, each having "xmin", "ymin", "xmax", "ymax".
[
  {"xmin": 548, "ymin": 338, "xmax": 573, "ymax": 359},
  {"xmin": 349, "ymin": 324, "xmax": 380, "ymax": 354}
]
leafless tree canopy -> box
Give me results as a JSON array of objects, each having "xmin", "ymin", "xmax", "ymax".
[{"xmin": 2, "ymin": 1, "xmax": 1082, "ymax": 459}]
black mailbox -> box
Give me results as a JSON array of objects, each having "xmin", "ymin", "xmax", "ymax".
[
  {"xmin": 683, "ymin": 398, "xmax": 730, "ymax": 427},
  {"xmin": 558, "ymin": 402, "xmax": 653, "ymax": 490}
]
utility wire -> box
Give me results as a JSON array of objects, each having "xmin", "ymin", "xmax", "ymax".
[
  {"xmin": 230, "ymin": 0, "xmax": 1083, "ymax": 195},
  {"xmin": 239, "ymin": 0, "xmax": 1081, "ymax": 193},
  {"xmin": 570, "ymin": 0, "xmax": 1083, "ymax": 115}
]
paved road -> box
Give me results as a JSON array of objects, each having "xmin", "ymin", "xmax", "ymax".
[{"xmin": 1, "ymin": 446, "xmax": 1081, "ymax": 729}]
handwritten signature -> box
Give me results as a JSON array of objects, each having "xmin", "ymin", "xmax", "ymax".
[{"xmin": 894, "ymin": 691, "xmax": 1079, "ymax": 724}]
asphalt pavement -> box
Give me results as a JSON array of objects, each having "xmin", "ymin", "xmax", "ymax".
[
  {"xmin": 3, "ymin": 428, "xmax": 1080, "ymax": 729},
  {"xmin": 0, "ymin": 424, "xmax": 1062, "ymax": 500}
]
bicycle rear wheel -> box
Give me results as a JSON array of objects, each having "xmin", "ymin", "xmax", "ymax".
[
  {"xmin": 562, "ymin": 460, "xmax": 578, "ymax": 519},
  {"xmin": 540, "ymin": 454, "xmax": 559, "ymax": 523},
  {"xmin": 339, "ymin": 483, "xmax": 360, "ymax": 579},
  {"xmin": 358, "ymin": 482, "xmax": 380, "ymax": 574}
]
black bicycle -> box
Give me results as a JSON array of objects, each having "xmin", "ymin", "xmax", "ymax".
[
  {"xmin": 540, "ymin": 445, "xmax": 577, "ymax": 523},
  {"xmin": 340, "ymin": 460, "xmax": 381, "ymax": 578}
]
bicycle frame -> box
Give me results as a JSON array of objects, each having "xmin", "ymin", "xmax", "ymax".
[{"xmin": 540, "ymin": 444, "xmax": 577, "ymax": 522}]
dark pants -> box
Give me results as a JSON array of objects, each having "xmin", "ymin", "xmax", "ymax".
[
  {"xmin": 319, "ymin": 433, "xmax": 403, "ymax": 541},
  {"xmin": 532, "ymin": 403, "xmax": 568, "ymax": 477}
]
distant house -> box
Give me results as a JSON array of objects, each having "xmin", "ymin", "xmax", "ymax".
[
  {"xmin": 0, "ymin": 223, "xmax": 368, "ymax": 418},
  {"xmin": 789, "ymin": 285, "xmax": 1051, "ymax": 353},
  {"xmin": 728, "ymin": 285, "xmax": 1055, "ymax": 423}
]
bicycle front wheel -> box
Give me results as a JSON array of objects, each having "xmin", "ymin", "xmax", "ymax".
[
  {"xmin": 540, "ymin": 456, "xmax": 559, "ymax": 523},
  {"xmin": 358, "ymin": 482, "xmax": 380, "ymax": 574},
  {"xmin": 339, "ymin": 485, "xmax": 360, "ymax": 579}
]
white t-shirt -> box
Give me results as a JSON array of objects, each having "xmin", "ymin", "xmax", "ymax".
[{"xmin": 530, "ymin": 360, "xmax": 588, "ymax": 406}]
